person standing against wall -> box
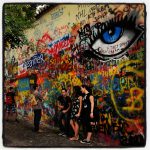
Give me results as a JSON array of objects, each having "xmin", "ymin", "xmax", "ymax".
[
  {"xmin": 5, "ymin": 87, "xmax": 19, "ymax": 122},
  {"xmin": 69, "ymin": 86, "xmax": 82, "ymax": 141},
  {"xmin": 31, "ymin": 86, "xmax": 43, "ymax": 133},
  {"xmin": 80, "ymin": 85, "xmax": 95, "ymax": 144},
  {"xmin": 56, "ymin": 88, "xmax": 71, "ymax": 137}
]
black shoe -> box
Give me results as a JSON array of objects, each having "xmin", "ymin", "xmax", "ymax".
[{"xmin": 80, "ymin": 139, "xmax": 91, "ymax": 144}]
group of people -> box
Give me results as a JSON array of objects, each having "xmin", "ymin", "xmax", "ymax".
[
  {"xmin": 4, "ymin": 84, "xmax": 99, "ymax": 144},
  {"xmin": 56, "ymin": 85, "xmax": 99, "ymax": 144}
]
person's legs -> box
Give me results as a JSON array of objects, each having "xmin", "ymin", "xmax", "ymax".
[
  {"xmin": 34, "ymin": 109, "xmax": 41, "ymax": 132},
  {"xmin": 70, "ymin": 119, "xmax": 75, "ymax": 133},
  {"xmin": 62, "ymin": 118, "xmax": 65, "ymax": 126},
  {"xmin": 80, "ymin": 114, "xmax": 93, "ymax": 144},
  {"xmin": 37, "ymin": 109, "xmax": 42, "ymax": 131},
  {"xmin": 58, "ymin": 111, "xmax": 65, "ymax": 133},
  {"xmin": 74, "ymin": 121, "xmax": 79, "ymax": 138},
  {"xmin": 85, "ymin": 117, "xmax": 93, "ymax": 141},
  {"xmin": 5, "ymin": 105, "xmax": 10, "ymax": 121},
  {"xmin": 64, "ymin": 113, "xmax": 70, "ymax": 136},
  {"xmin": 81, "ymin": 115, "xmax": 88, "ymax": 138},
  {"xmin": 87, "ymin": 132, "xmax": 92, "ymax": 141},
  {"xmin": 34, "ymin": 109, "xmax": 38, "ymax": 131},
  {"xmin": 70, "ymin": 121, "xmax": 80, "ymax": 140},
  {"xmin": 5, "ymin": 112, "xmax": 10, "ymax": 121},
  {"xmin": 11, "ymin": 104, "xmax": 19, "ymax": 122},
  {"xmin": 12, "ymin": 112, "xmax": 17, "ymax": 120},
  {"xmin": 69, "ymin": 119, "xmax": 78, "ymax": 140}
]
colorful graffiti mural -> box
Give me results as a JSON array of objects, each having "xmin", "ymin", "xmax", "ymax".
[{"xmin": 9, "ymin": 4, "xmax": 145, "ymax": 146}]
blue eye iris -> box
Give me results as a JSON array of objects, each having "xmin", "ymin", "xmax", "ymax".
[{"xmin": 102, "ymin": 27, "xmax": 122, "ymax": 44}]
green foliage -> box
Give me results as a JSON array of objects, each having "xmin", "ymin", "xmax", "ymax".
[{"xmin": 4, "ymin": 4, "xmax": 37, "ymax": 48}]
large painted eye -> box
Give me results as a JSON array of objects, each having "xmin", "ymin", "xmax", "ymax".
[
  {"xmin": 88, "ymin": 16, "xmax": 144, "ymax": 61},
  {"xmin": 91, "ymin": 27, "xmax": 136, "ymax": 57},
  {"xmin": 102, "ymin": 27, "xmax": 123, "ymax": 44}
]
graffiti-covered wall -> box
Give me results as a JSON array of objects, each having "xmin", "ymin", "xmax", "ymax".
[{"xmin": 16, "ymin": 4, "xmax": 145, "ymax": 146}]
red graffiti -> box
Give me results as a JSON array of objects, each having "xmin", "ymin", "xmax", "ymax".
[
  {"xmin": 37, "ymin": 32, "xmax": 53, "ymax": 47},
  {"xmin": 128, "ymin": 40, "xmax": 144, "ymax": 55},
  {"xmin": 47, "ymin": 38, "xmax": 71, "ymax": 55}
]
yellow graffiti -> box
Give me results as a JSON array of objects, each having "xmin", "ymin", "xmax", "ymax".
[
  {"xmin": 128, "ymin": 76, "xmax": 137, "ymax": 88},
  {"xmin": 53, "ymin": 81, "xmax": 62, "ymax": 92},
  {"xmin": 18, "ymin": 90, "xmax": 30, "ymax": 104},
  {"xmin": 110, "ymin": 60, "xmax": 144, "ymax": 122},
  {"xmin": 123, "ymin": 87, "xmax": 144, "ymax": 111},
  {"xmin": 41, "ymin": 114, "xmax": 49, "ymax": 121},
  {"xmin": 125, "ymin": 66, "xmax": 144, "ymax": 78},
  {"xmin": 15, "ymin": 80, "xmax": 18, "ymax": 86},
  {"xmin": 55, "ymin": 72, "xmax": 82, "ymax": 91},
  {"xmin": 91, "ymin": 74, "xmax": 99, "ymax": 85},
  {"xmin": 108, "ymin": 66, "xmax": 118, "ymax": 77},
  {"xmin": 120, "ymin": 75, "xmax": 137, "ymax": 90},
  {"xmin": 72, "ymin": 76, "xmax": 82, "ymax": 86},
  {"xmin": 13, "ymin": 65, "xmax": 18, "ymax": 74}
]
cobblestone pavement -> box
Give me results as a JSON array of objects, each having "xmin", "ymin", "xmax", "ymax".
[{"xmin": 3, "ymin": 119, "xmax": 110, "ymax": 148}]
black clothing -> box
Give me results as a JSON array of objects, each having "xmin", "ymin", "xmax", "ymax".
[
  {"xmin": 57, "ymin": 95, "xmax": 71, "ymax": 136},
  {"xmin": 70, "ymin": 97, "xmax": 80, "ymax": 122},
  {"xmin": 82, "ymin": 93, "xmax": 91, "ymax": 113},
  {"xmin": 81, "ymin": 93, "xmax": 92, "ymax": 132},
  {"xmin": 57, "ymin": 95, "xmax": 71, "ymax": 111},
  {"xmin": 34, "ymin": 109, "xmax": 42, "ymax": 132},
  {"xmin": 57, "ymin": 111, "xmax": 70, "ymax": 136}
]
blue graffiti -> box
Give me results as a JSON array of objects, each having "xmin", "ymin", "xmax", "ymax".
[
  {"xmin": 113, "ymin": 77, "xmax": 121, "ymax": 91},
  {"xmin": 23, "ymin": 53, "xmax": 45, "ymax": 69}
]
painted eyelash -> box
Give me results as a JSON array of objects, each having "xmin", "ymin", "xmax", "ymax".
[
  {"xmin": 91, "ymin": 13, "xmax": 137, "ymax": 42},
  {"xmin": 104, "ymin": 14, "xmax": 137, "ymax": 30}
]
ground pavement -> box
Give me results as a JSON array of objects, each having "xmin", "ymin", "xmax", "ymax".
[{"xmin": 3, "ymin": 119, "xmax": 119, "ymax": 148}]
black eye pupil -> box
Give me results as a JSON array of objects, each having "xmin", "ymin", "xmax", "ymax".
[{"xmin": 109, "ymin": 29, "xmax": 114, "ymax": 36}]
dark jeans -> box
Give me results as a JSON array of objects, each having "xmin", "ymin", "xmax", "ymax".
[
  {"xmin": 81, "ymin": 110, "xmax": 92, "ymax": 133},
  {"xmin": 34, "ymin": 109, "xmax": 42, "ymax": 132},
  {"xmin": 57, "ymin": 111, "xmax": 70, "ymax": 136}
]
